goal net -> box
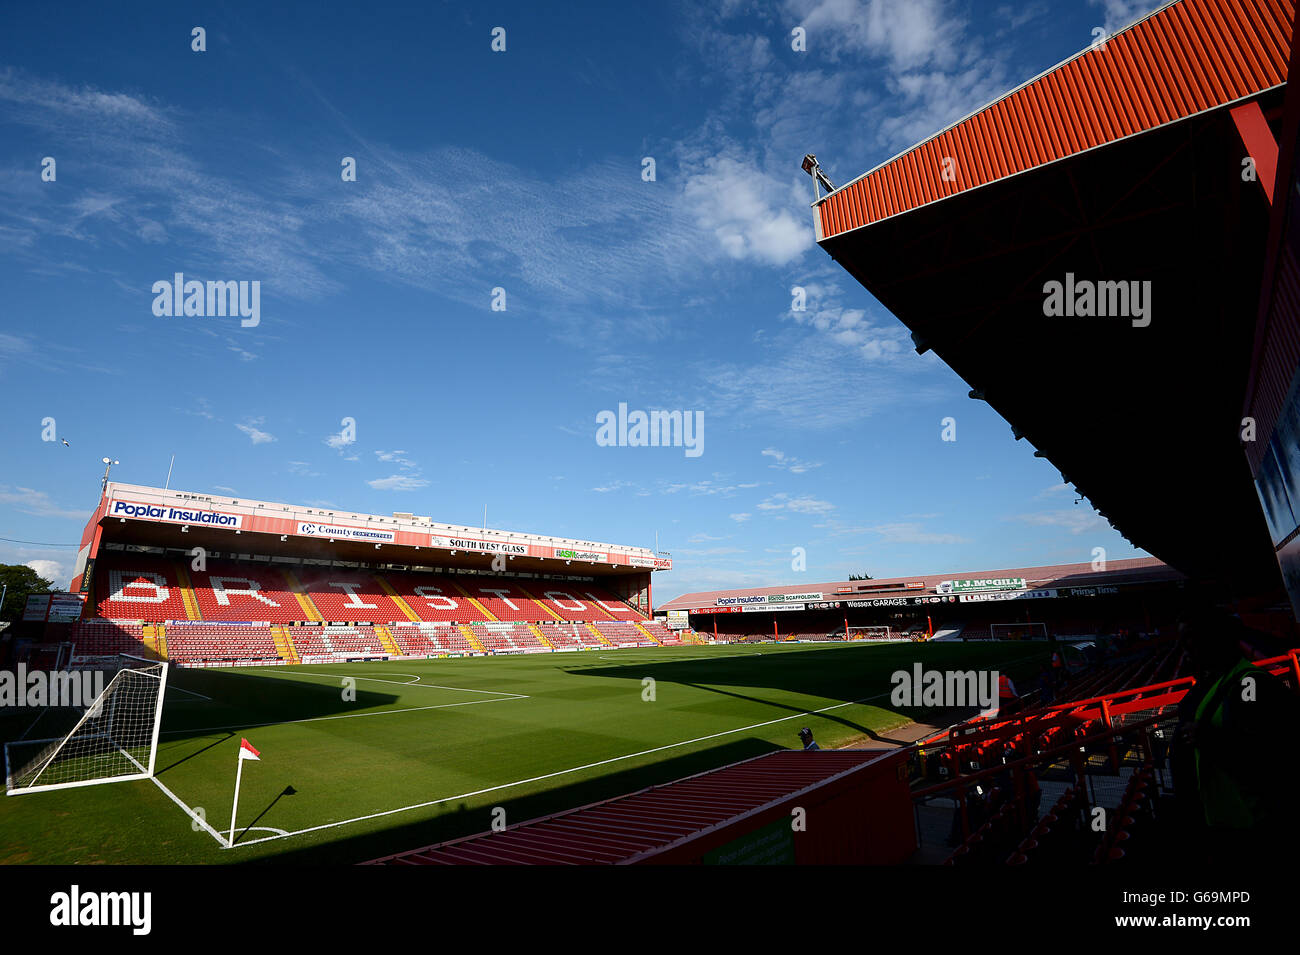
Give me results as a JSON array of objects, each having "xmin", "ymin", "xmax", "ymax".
[
  {"xmin": 4, "ymin": 654, "xmax": 168, "ymax": 795},
  {"xmin": 990, "ymin": 622, "xmax": 1049, "ymax": 641},
  {"xmin": 846, "ymin": 626, "xmax": 895, "ymax": 641}
]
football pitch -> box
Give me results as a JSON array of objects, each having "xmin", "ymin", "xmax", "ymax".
[{"xmin": 0, "ymin": 641, "xmax": 1050, "ymax": 864}]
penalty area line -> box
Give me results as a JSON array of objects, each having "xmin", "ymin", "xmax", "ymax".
[
  {"xmin": 287, "ymin": 669, "xmax": 528, "ymax": 697},
  {"xmin": 158, "ymin": 692, "xmax": 528, "ymax": 738}
]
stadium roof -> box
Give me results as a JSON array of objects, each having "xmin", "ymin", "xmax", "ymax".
[
  {"xmin": 82, "ymin": 482, "xmax": 670, "ymax": 577},
  {"xmin": 659, "ymin": 556, "xmax": 1181, "ymax": 611},
  {"xmin": 812, "ymin": 0, "xmax": 1292, "ymax": 591}
]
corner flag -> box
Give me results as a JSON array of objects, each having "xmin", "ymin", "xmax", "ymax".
[{"xmin": 229, "ymin": 738, "xmax": 262, "ymax": 846}]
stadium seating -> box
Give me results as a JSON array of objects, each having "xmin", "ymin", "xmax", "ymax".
[
  {"xmin": 163, "ymin": 623, "xmax": 281, "ymax": 664},
  {"xmin": 77, "ymin": 554, "xmax": 664, "ymax": 664},
  {"xmin": 468, "ymin": 622, "xmax": 545, "ymax": 652},
  {"xmin": 389, "ymin": 622, "xmax": 476, "ymax": 655},
  {"xmin": 189, "ymin": 560, "xmax": 303, "ymax": 623},
  {"xmin": 638, "ymin": 621, "xmax": 678, "ymax": 644},
  {"xmin": 292, "ymin": 568, "xmax": 410, "ymax": 623},
  {"xmin": 530, "ymin": 581, "xmax": 644, "ymax": 622},
  {"xmin": 911, "ymin": 638, "xmax": 1300, "ymax": 867},
  {"xmin": 593, "ymin": 621, "xmax": 654, "ymax": 645},
  {"xmin": 539, "ymin": 623, "xmax": 603, "ymax": 649},
  {"xmin": 291, "ymin": 625, "xmax": 387, "ymax": 659},
  {"xmin": 68, "ymin": 620, "xmax": 150, "ymax": 656},
  {"xmin": 94, "ymin": 555, "xmax": 191, "ymax": 621}
]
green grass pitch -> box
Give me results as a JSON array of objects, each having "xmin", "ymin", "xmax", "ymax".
[{"xmin": 0, "ymin": 641, "xmax": 1049, "ymax": 864}]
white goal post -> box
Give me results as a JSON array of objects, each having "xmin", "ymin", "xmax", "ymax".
[
  {"xmin": 990, "ymin": 622, "xmax": 1050, "ymax": 641},
  {"xmin": 845, "ymin": 626, "xmax": 896, "ymax": 641},
  {"xmin": 4, "ymin": 654, "xmax": 168, "ymax": 796}
]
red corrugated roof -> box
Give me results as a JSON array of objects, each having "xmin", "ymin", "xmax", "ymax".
[
  {"xmin": 363, "ymin": 750, "xmax": 886, "ymax": 865},
  {"xmin": 816, "ymin": 0, "xmax": 1293, "ymax": 241}
]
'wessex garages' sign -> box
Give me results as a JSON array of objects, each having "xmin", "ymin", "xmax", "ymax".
[{"xmin": 110, "ymin": 500, "xmax": 244, "ymax": 529}]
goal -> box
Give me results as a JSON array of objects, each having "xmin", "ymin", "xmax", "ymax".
[
  {"xmin": 846, "ymin": 626, "xmax": 895, "ymax": 641},
  {"xmin": 990, "ymin": 622, "xmax": 1049, "ymax": 641},
  {"xmin": 4, "ymin": 654, "xmax": 168, "ymax": 795}
]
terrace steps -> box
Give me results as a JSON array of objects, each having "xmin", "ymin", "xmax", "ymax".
[
  {"xmin": 272, "ymin": 626, "xmax": 300, "ymax": 663},
  {"xmin": 375, "ymin": 625, "xmax": 404, "ymax": 656},
  {"xmin": 634, "ymin": 622, "xmax": 660, "ymax": 645},
  {"xmin": 174, "ymin": 566, "xmax": 203, "ymax": 621},
  {"xmin": 281, "ymin": 570, "xmax": 324, "ymax": 622},
  {"xmin": 375, "ymin": 576, "xmax": 421, "ymax": 622},
  {"xmin": 460, "ymin": 625, "xmax": 485, "ymax": 653}
]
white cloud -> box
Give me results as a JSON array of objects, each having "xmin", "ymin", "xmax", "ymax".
[
  {"xmin": 681, "ymin": 154, "xmax": 813, "ymax": 267},
  {"xmin": 730, "ymin": 512, "xmax": 752, "ymax": 523},
  {"xmin": 1012, "ymin": 509, "xmax": 1106, "ymax": 535},
  {"xmin": 1087, "ymin": 0, "xmax": 1165, "ymax": 35},
  {"xmin": 367, "ymin": 474, "xmax": 430, "ymax": 491},
  {"xmin": 25, "ymin": 559, "xmax": 65, "ymax": 584},
  {"xmin": 788, "ymin": 281, "xmax": 911, "ymax": 362},
  {"xmin": 374, "ymin": 450, "xmax": 416, "ymax": 469},
  {"xmin": 761, "ymin": 447, "xmax": 822, "ymax": 474},
  {"xmin": 0, "ymin": 486, "xmax": 86, "ymax": 520},
  {"xmin": 325, "ymin": 427, "xmax": 355, "ymax": 449},
  {"xmin": 787, "ymin": 0, "xmax": 965, "ymax": 70},
  {"xmin": 236, "ymin": 422, "xmax": 275, "ymax": 444},
  {"xmin": 870, "ymin": 522, "xmax": 968, "ymax": 545},
  {"xmin": 757, "ymin": 492, "xmax": 835, "ymax": 515},
  {"xmin": 1035, "ymin": 483, "xmax": 1074, "ymax": 500}
]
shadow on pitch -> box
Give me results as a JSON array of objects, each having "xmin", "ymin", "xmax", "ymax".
[
  {"xmin": 242, "ymin": 737, "xmax": 790, "ymax": 866},
  {"xmin": 232, "ymin": 785, "xmax": 298, "ymax": 846}
]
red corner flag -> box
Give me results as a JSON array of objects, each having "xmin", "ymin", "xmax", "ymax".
[{"xmin": 229, "ymin": 739, "xmax": 261, "ymax": 847}]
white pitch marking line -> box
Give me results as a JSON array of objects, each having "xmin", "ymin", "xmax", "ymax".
[
  {"xmin": 146, "ymin": 772, "xmax": 230, "ymax": 848},
  {"xmin": 289, "ymin": 670, "xmax": 525, "ymax": 697},
  {"xmin": 158, "ymin": 693, "xmax": 527, "ymax": 737},
  {"xmin": 167, "ymin": 684, "xmax": 214, "ymax": 702},
  {"xmin": 228, "ymin": 690, "xmax": 894, "ymax": 848}
]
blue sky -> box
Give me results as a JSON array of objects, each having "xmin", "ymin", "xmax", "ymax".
[{"xmin": 0, "ymin": 0, "xmax": 1159, "ymax": 599}]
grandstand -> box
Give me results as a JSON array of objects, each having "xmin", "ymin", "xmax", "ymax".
[
  {"xmin": 659, "ymin": 558, "xmax": 1191, "ymax": 646},
  {"xmin": 29, "ymin": 482, "xmax": 675, "ymax": 666}
]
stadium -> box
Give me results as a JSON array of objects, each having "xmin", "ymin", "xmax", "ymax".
[{"xmin": 2, "ymin": 1, "xmax": 1300, "ymax": 932}]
